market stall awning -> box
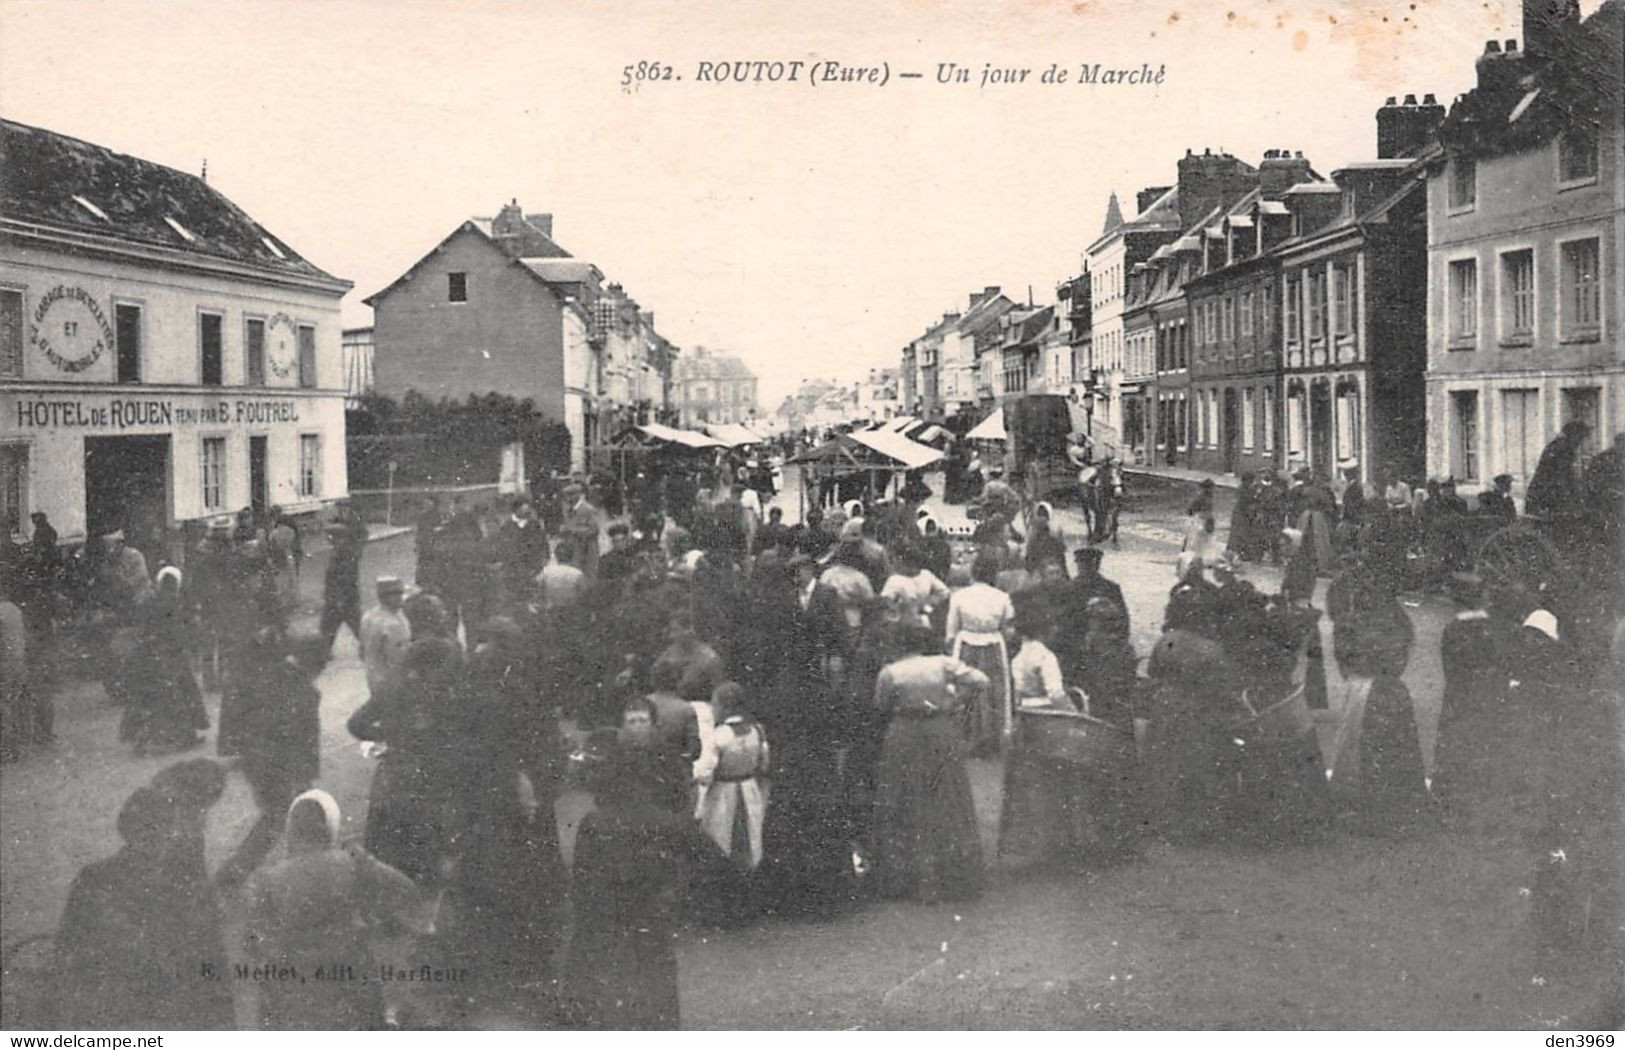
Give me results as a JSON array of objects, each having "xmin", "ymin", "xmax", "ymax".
[
  {"xmin": 848, "ymin": 429, "xmax": 944, "ymax": 470},
  {"xmin": 633, "ymin": 423, "xmax": 726, "ymax": 449},
  {"xmin": 703, "ymin": 422, "xmax": 764, "ymax": 447},
  {"xmin": 965, "ymin": 410, "xmax": 1007, "ymax": 441},
  {"xmin": 790, "ymin": 431, "xmax": 943, "ymax": 471}
]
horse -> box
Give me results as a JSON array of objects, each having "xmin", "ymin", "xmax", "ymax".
[{"xmin": 1080, "ymin": 460, "xmax": 1124, "ymax": 545}]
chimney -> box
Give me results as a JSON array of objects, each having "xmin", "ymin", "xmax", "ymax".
[
  {"xmin": 1376, "ymin": 92, "xmax": 1446, "ymax": 158},
  {"xmin": 1258, "ymin": 149, "xmax": 1316, "ymax": 198},
  {"xmin": 1475, "ymin": 38, "xmax": 1524, "ymax": 93},
  {"xmin": 491, "ymin": 199, "xmax": 525, "ymax": 238},
  {"xmin": 1137, "ymin": 185, "xmax": 1173, "ymax": 213},
  {"xmin": 1525, "ymin": 0, "xmax": 1580, "ymax": 59},
  {"xmin": 1176, "ymin": 148, "xmax": 1259, "ymax": 230},
  {"xmin": 525, "ymin": 212, "xmax": 554, "ymax": 238}
]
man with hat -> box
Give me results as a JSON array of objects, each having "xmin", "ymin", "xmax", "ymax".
[
  {"xmin": 52, "ymin": 758, "xmax": 233, "ymax": 1029},
  {"xmin": 1070, "ymin": 545, "xmax": 1129, "ymax": 641},
  {"xmin": 1429, "ymin": 571, "xmax": 1506, "ymax": 810},
  {"xmin": 360, "ymin": 576, "xmax": 411, "ymax": 705},
  {"xmin": 319, "ymin": 501, "xmax": 369, "ymax": 658},
  {"xmin": 1479, "ymin": 473, "xmax": 1517, "ymax": 523}
]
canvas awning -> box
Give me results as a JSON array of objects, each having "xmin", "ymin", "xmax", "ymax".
[
  {"xmin": 703, "ymin": 422, "xmax": 764, "ymax": 447},
  {"xmin": 790, "ymin": 431, "xmax": 943, "ymax": 471},
  {"xmin": 965, "ymin": 410, "xmax": 1007, "ymax": 441},
  {"xmin": 634, "ymin": 423, "xmax": 726, "ymax": 449},
  {"xmin": 848, "ymin": 429, "xmax": 943, "ymax": 470}
]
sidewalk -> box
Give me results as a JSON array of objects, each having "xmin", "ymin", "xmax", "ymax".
[{"xmin": 1121, "ymin": 461, "xmax": 1242, "ymax": 490}]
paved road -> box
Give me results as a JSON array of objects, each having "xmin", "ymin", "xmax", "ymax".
[{"xmin": 2, "ymin": 478, "xmax": 1616, "ymax": 1029}]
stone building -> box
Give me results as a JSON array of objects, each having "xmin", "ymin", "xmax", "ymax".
[
  {"xmin": 672, "ymin": 346, "xmax": 758, "ymax": 427},
  {"xmin": 1, "ymin": 118, "xmax": 352, "ymax": 547},
  {"xmin": 1425, "ymin": 0, "xmax": 1622, "ymax": 500},
  {"xmin": 365, "ymin": 201, "xmax": 678, "ymax": 470}
]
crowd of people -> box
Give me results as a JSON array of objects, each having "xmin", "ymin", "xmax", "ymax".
[{"xmin": 7, "ymin": 425, "xmax": 1623, "ymax": 1030}]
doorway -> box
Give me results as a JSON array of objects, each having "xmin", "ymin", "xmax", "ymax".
[
  {"xmin": 1309, "ymin": 381, "xmax": 1334, "ymax": 479},
  {"xmin": 84, "ymin": 435, "xmax": 170, "ymax": 547},
  {"xmin": 249, "ymin": 436, "xmax": 268, "ymax": 515}
]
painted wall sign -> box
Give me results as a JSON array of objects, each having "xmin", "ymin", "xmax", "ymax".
[
  {"xmin": 29, "ymin": 285, "xmax": 116, "ymax": 374},
  {"xmin": 266, "ymin": 312, "xmax": 297, "ymax": 378},
  {"xmin": 10, "ymin": 393, "xmax": 301, "ymax": 431}
]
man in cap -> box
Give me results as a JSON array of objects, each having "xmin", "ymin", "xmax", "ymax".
[
  {"xmin": 1339, "ymin": 461, "xmax": 1366, "ymax": 530},
  {"xmin": 495, "ymin": 495, "xmax": 549, "ymax": 605},
  {"xmin": 359, "ymin": 576, "xmax": 411, "ymax": 705}
]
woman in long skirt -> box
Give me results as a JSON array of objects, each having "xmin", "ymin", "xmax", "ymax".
[
  {"xmin": 695, "ymin": 682, "xmax": 770, "ymax": 869},
  {"xmin": 944, "ymin": 550, "xmax": 1015, "ymax": 756},
  {"xmin": 120, "ymin": 567, "xmax": 208, "ymax": 754},
  {"xmin": 871, "ymin": 627, "xmax": 989, "ymax": 901}
]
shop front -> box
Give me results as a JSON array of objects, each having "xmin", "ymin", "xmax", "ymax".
[{"xmin": 2, "ymin": 386, "xmax": 346, "ymax": 549}]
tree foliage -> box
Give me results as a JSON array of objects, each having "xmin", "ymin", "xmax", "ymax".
[{"xmin": 346, "ymin": 391, "xmax": 572, "ymax": 488}]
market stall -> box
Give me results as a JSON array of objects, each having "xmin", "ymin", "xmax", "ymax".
[{"xmin": 788, "ymin": 429, "xmax": 944, "ymax": 520}]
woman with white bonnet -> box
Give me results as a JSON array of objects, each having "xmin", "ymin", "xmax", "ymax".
[{"xmin": 244, "ymin": 789, "xmax": 425, "ymax": 1030}]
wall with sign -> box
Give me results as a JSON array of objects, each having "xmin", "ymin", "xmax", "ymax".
[
  {"xmin": 0, "ymin": 246, "xmax": 343, "ymax": 389},
  {"xmin": 1, "ymin": 243, "xmax": 350, "ymax": 542},
  {"xmin": 0, "ymin": 390, "xmax": 346, "ymax": 542}
]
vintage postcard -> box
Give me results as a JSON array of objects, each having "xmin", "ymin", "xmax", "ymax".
[{"xmin": 1, "ymin": 0, "xmax": 1621, "ymax": 1035}]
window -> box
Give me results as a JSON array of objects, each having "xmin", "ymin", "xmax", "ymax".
[
  {"xmin": 1242, "ymin": 389, "xmax": 1256, "ymax": 452},
  {"xmin": 1501, "ymin": 389, "xmax": 1541, "ymax": 480},
  {"xmin": 1451, "ymin": 391, "xmax": 1479, "ymax": 481},
  {"xmin": 1449, "ymin": 259, "xmax": 1478, "ymax": 342},
  {"xmin": 0, "ymin": 288, "xmax": 22, "ymax": 377},
  {"xmin": 448, "ymin": 272, "xmax": 468, "ymax": 302},
  {"xmin": 1558, "ymin": 128, "xmax": 1599, "ymax": 184},
  {"xmin": 1333, "ymin": 267, "xmax": 1353, "ymax": 337},
  {"xmin": 1287, "ymin": 391, "xmax": 1305, "ymax": 456},
  {"xmin": 1240, "ymin": 290, "xmax": 1254, "ymax": 337},
  {"xmin": 1, "ymin": 444, "xmax": 26, "ymax": 538},
  {"xmin": 1284, "ymin": 276, "xmax": 1301, "ymax": 343},
  {"xmin": 245, "ymin": 318, "xmax": 266, "ymax": 385},
  {"xmin": 1336, "ymin": 388, "xmax": 1360, "ymax": 460},
  {"xmin": 299, "ymin": 434, "xmax": 322, "ymax": 498},
  {"xmin": 1308, "ymin": 272, "xmax": 1327, "ymax": 341},
  {"xmin": 1560, "ymin": 238, "xmax": 1601, "ymax": 338},
  {"xmin": 115, "ymin": 302, "xmax": 141, "ymax": 382},
  {"xmin": 200, "ymin": 437, "xmax": 226, "ymax": 511},
  {"xmin": 1501, "ymin": 250, "xmax": 1535, "ymax": 340},
  {"xmin": 1221, "ymin": 298, "xmax": 1234, "ymax": 342},
  {"xmin": 1448, "ymin": 156, "xmax": 1477, "ymax": 210},
  {"xmin": 297, "ymin": 324, "xmax": 317, "ymax": 388},
  {"xmin": 1262, "ymin": 387, "xmax": 1276, "ymax": 452},
  {"xmin": 199, "ymin": 312, "xmax": 223, "ymax": 385}
]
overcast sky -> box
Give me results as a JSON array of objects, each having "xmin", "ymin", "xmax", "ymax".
[{"xmin": 1, "ymin": 0, "xmax": 1586, "ymax": 407}]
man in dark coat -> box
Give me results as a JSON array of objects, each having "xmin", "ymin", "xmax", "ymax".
[
  {"xmin": 1429, "ymin": 572, "xmax": 1508, "ymax": 809},
  {"xmin": 53, "ymin": 760, "xmax": 234, "ymax": 1029},
  {"xmin": 493, "ymin": 496, "xmax": 549, "ymax": 606},
  {"xmin": 1070, "ymin": 546, "xmax": 1129, "ymax": 639},
  {"xmin": 1524, "ymin": 420, "xmax": 1591, "ymax": 520},
  {"xmin": 1478, "ymin": 473, "xmax": 1517, "ymax": 522},
  {"xmin": 319, "ymin": 501, "xmax": 369, "ymax": 658},
  {"xmin": 219, "ymin": 631, "xmax": 324, "ymax": 885}
]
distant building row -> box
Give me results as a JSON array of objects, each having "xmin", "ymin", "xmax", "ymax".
[{"xmin": 899, "ymin": 0, "xmax": 1621, "ymax": 499}]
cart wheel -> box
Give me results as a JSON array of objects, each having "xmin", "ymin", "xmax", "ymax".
[{"xmin": 1476, "ymin": 521, "xmax": 1565, "ymax": 599}]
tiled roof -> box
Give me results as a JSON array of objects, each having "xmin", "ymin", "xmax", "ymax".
[
  {"xmin": 0, "ymin": 118, "xmax": 344, "ymax": 286},
  {"xmin": 519, "ymin": 258, "xmax": 599, "ymax": 285},
  {"xmin": 1438, "ymin": 0, "xmax": 1622, "ymax": 157}
]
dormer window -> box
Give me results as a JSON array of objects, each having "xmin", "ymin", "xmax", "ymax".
[
  {"xmin": 72, "ymin": 195, "xmax": 109, "ymax": 222},
  {"xmin": 1558, "ymin": 128, "xmax": 1599, "ymax": 185},
  {"xmin": 164, "ymin": 216, "xmax": 197, "ymax": 243},
  {"xmin": 1448, "ymin": 156, "xmax": 1477, "ymax": 211}
]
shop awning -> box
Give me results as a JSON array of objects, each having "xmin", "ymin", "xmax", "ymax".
[
  {"xmin": 790, "ymin": 431, "xmax": 943, "ymax": 471},
  {"xmin": 965, "ymin": 410, "xmax": 1007, "ymax": 441}
]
